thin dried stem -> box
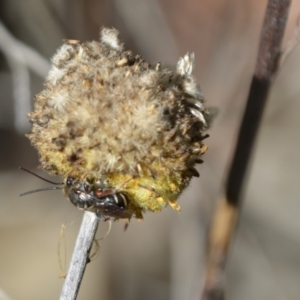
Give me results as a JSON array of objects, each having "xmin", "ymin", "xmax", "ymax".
[
  {"xmin": 60, "ymin": 211, "xmax": 99, "ymax": 300},
  {"xmin": 201, "ymin": 1, "xmax": 291, "ymax": 299}
]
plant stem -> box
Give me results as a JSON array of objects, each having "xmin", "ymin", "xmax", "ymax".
[
  {"xmin": 201, "ymin": 1, "xmax": 291, "ymax": 299},
  {"xmin": 60, "ymin": 211, "xmax": 99, "ymax": 300}
]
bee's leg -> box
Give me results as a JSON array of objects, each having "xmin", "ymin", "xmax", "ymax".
[
  {"xmin": 116, "ymin": 176, "xmax": 134, "ymax": 190},
  {"xmin": 134, "ymin": 211, "xmax": 143, "ymax": 220},
  {"xmin": 124, "ymin": 219, "xmax": 130, "ymax": 231},
  {"xmin": 138, "ymin": 183, "xmax": 181, "ymax": 212},
  {"xmin": 137, "ymin": 183, "xmax": 161, "ymax": 196}
]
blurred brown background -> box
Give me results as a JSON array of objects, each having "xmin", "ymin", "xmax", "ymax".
[{"xmin": 0, "ymin": 0, "xmax": 300, "ymax": 299}]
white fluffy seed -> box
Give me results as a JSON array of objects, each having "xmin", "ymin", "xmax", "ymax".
[
  {"xmin": 100, "ymin": 28, "xmax": 123, "ymax": 51},
  {"xmin": 177, "ymin": 53, "xmax": 195, "ymax": 76}
]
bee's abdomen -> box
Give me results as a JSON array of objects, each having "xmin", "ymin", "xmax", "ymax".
[{"xmin": 93, "ymin": 192, "xmax": 132, "ymax": 220}]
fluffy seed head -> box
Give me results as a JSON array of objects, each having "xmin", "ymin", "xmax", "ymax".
[
  {"xmin": 177, "ymin": 52, "xmax": 195, "ymax": 76},
  {"xmin": 27, "ymin": 28, "xmax": 212, "ymax": 219}
]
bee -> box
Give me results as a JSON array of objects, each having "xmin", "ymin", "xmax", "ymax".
[
  {"xmin": 20, "ymin": 168, "xmax": 136, "ymax": 221},
  {"xmin": 64, "ymin": 176, "xmax": 134, "ymax": 221}
]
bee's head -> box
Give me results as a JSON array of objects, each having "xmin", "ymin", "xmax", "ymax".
[
  {"xmin": 64, "ymin": 177, "xmax": 91, "ymax": 209},
  {"xmin": 63, "ymin": 176, "xmax": 112, "ymax": 210}
]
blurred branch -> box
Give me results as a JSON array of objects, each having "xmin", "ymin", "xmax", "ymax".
[
  {"xmin": 60, "ymin": 212, "xmax": 99, "ymax": 300},
  {"xmin": 201, "ymin": 1, "xmax": 291, "ymax": 299},
  {"xmin": 112, "ymin": 0, "xmax": 179, "ymax": 62},
  {"xmin": 0, "ymin": 21, "xmax": 50, "ymax": 76},
  {"xmin": 0, "ymin": 287, "xmax": 12, "ymax": 300},
  {"xmin": 0, "ymin": 20, "xmax": 50, "ymax": 133},
  {"xmin": 6, "ymin": 55, "xmax": 31, "ymax": 133},
  {"xmin": 278, "ymin": 15, "xmax": 300, "ymax": 69}
]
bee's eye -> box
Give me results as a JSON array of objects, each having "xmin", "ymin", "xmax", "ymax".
[
  {"xmin": 66, "ymin": 177, "xmax": 74, "ymax": 187},
  {"xmin": 84, "ymin": 183, "xmax": 90, "ymax": 192}
]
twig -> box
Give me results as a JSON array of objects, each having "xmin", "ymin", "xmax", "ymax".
[
  {"xmin": 0, "ymin": 21, "xmax": 50, "ymax": 77},
  {"xmin": 0, "ymin": 21, "xmax": 50, "ymax": 133},
  {"xmin": 201, "ymin": 1, "xmax": 291, "ymax": 299},
  {"xmin": 7, "ymin": 56, "xmax": 31, "ymax": 133},
  {"xmin": 60, "ymin": 211, "xmax": 99, "ymax": 300}
]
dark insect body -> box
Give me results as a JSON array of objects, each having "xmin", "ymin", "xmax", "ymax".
[
  {"xmin": 64, "ymin": 177, "xmax": 133, "ymax": 221},
  {"xmin": 20, "ymin": 168, "xmax": 134, "ymax": 221}
]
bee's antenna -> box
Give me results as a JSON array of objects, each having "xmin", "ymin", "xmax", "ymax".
[
  {"xmin": 19, "ymin": 167, "xmax": 63, "ymax": 185},
  {"xmin": 20, "ymin": 186, "xmax": 63, "ymax": 197}
]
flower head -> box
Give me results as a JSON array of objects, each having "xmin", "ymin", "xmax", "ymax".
[{"xmin": 27, "ymin": 28, "xmax": 212, "ymax": 220}]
